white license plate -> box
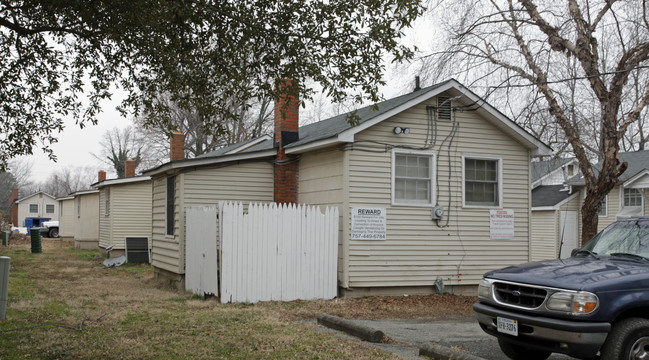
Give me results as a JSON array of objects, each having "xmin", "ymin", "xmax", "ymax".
[{"xmin": 497, "ymin": 317, "xmax": 518, "ymax": 336}]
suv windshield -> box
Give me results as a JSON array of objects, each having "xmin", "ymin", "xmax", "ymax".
[{"xmin": 580, "ymin": 219, "xmax": 649, "ymax": 258}]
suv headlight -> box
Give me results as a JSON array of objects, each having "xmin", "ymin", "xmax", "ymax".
[
  {"xmin": 478, "ymin": 279, "xmax": 492, "ymax": 299},
  {"xmin": 546, "ymin": 291, "xmax": 598, "ymax": 315}
]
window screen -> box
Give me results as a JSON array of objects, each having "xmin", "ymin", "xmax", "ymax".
[{"xmin": 465, "ymin": 158, "xmax": 500, "ymax": 206}]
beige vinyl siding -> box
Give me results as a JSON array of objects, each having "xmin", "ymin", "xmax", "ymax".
[
  {"xmin": 98, "ymin": 188, "xmax": 111, "ymax": 248},
  {"xmin": 298, "ymin": 149, "xmax": 345, "ymax": 282},
  {"xmin": 108, "ymin": 181, "xmax": 152, "ymax": 249},
  {"xmin": 151, "ymin": 175, "xmax": 179, "ymax": 274},
  {"xmin": 98, "ymin": 181, "xmax": 152, "ymax": 250},
  {"xmin": 530, "ymin": 210, "xmax": 557, "ymax": 261},
  {"xmin": 59, "ymin": 199, "xmax": 75, "ymax": 238},
  {"xmin": 345, "ymin": 97, "xmax": 531, "ymax": 288},
  {"xmin": 151, "ymin": 162, "xmax": 274, "ymax": 275},
  {"xmin": 74, "ymin": 193, "xmax": 99, "ymax": 242}
]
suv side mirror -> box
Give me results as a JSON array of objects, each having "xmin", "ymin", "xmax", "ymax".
[{"xmin": 570, "ymin": 248, "xmax": 580, "ymax": 257}]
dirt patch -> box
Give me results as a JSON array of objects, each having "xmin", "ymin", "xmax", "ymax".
[{"xmin": 273, "ymin": 293, "xmax": 475, "ymax": 321}]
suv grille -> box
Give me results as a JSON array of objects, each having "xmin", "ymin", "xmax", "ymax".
[{"xmin": 493, "ymin": 282, "xmax": 547, "ymax": 308}]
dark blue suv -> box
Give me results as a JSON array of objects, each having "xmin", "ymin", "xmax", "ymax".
[{"xmin": 474, "ymin": 218, "xmax": 649, "ymax": 360}]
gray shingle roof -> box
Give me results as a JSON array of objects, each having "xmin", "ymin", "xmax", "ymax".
[
  {"xmin": 567, "ymin": 150, "xmax": 649, "ymax": 185},
  {"xmin": 197, "ymin": 80, "xmax": 450, "ymax": 158},
  {"xmin": 532, "ymin": 185, "xmax": 577, "ymax": 207}
]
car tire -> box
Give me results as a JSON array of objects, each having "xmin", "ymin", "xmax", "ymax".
[
  {"xmin": 48, "ymin": 228, "xmax": 59, "ymax": 238},
  {"xmin": 600, "ymin": 317, "xmax": 649, "ymax": 360},
  {"xmin": 498, "ymin": 339, "xmax": 551, "ymax": 360}
]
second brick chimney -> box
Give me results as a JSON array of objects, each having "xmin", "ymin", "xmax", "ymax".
[
  {"xmin": 170, "ymin": 131, "xmax": 185, "ymax": 161},
  {"xmin": 98, "ymin": 170, "xmax": 106, "ymax": 182},
  {"xmin": 125, "ymin": 159, "xmax": 136, "ymax": 178},
  {"xmin": 273, "ymin": 79, "xmax": 299, "ymax": 204}
]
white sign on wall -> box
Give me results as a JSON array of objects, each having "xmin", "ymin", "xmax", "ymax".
[
  {"xmin": 351, "ymin": 207, "xmax": 386, "ymax": 240},
  {"xmin": 490, "ymin": 209, "xmax": 515, "ymax": 239}
]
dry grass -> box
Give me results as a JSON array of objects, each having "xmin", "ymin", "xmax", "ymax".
[{"xmin": 0, "ymin": 238, "xmax": 475, "ymax": 359}]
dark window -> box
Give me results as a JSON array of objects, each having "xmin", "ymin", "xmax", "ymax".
[
  {"xmin": 29, "ymin": 204, "xmax": 38, "ymax": 213},
  {"xmin": 166, "ymin": 176, "xmax": 175, "ymax": 236},
  {"xmin": 46, "ymin": 204, "xmax": 55, "ymax": 213}
]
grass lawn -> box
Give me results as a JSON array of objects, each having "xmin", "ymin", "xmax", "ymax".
[{"xmin": 0, "ymin": 238, "xmax": 474, "ymax": 359}]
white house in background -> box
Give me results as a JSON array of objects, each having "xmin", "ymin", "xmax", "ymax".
[
  {"xmin": 143, "ymin": 78, "xmax": 552, "ymax": 296},
  {"xmin": 57, "ymin": 195, "xmax": 75, "ymax": 240},
  {"xmin": 15, "ymin": 191, "xmax": 59, "ymax": 227},
  {"xmin": 531, "ymin": 158, "xmax": 578, "ymax": 189}
]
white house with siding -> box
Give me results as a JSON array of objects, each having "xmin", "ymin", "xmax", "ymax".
[
  {"xmin": 565, "ymin": 150, "xmax": 649, "ymax": 244},
  {"xmin": 57, "ymin": 196, "xmax": 75, "ymax": 240},
  {"xmin": 15, "ymin": 191, "xmax": 59, "ymax": 227},
  {"xmin": 94, "ymin": 170, "xmax": 153, "ymax": 258},
  {"xmin": 143, "ymin": 79, "xmax": 552, "ymax": 295}
]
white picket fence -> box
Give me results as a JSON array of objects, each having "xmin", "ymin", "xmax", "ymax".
[{"xmin": 184, "ymin": 202, "xmax": 339, "ymax": 303}]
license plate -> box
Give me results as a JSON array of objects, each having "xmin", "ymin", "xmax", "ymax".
[{"xmin": 497, "ymin": 317, "xmax": 518, "ymax": 336}]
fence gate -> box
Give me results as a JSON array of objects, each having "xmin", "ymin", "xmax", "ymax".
[
  {"xmin": 185, "ymin": 206, "xmax": 219, "ymax": 296},
  {"xmin": 220, "ymin": 202, "xmax": 338, "ymax": 304}
]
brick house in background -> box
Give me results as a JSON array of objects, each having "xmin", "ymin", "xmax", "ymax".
[
  {"xmin": 8, "ymin": 188, "xmax": 18, "ymax": 225},
  {"xmin": 143, "ymin": 78, "xmax": 551, "ymax": 295}
]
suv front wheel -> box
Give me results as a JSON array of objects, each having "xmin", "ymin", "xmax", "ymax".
[
  {"xmin": 600, "ymin": 317, "xmax": 649, "ymax": 360},
  {"xmin": 48, "ymin": 227, "xmax": 59, "ymax": 238}
]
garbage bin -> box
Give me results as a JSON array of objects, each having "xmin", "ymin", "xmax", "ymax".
[
  {"xmin": 1, "ymin": 231, "xmax": 8, "ymax": 246},
  {"xmin": 30, "ymin": 228, "xmax": 42, "ymax": 254}
]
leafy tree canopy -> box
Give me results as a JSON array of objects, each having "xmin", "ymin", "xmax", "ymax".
[{"xmin": 0, "ymin": 0, "xmax": 423, "ymax": 170}]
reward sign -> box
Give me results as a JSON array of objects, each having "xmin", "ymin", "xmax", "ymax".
[
  {"xmin": 351, "ymin": 208, "xmax": 387, "ymax": 240},
  {"xmin": 490, "ymin": 209, "xmax": 514, "ymax": 239}
]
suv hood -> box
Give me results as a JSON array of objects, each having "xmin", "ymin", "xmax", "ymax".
[{"xmin": 485, "ymin": 257, "xmax": 649, "ymax": 291}]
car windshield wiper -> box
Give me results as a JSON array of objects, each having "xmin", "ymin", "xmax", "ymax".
[
  {"xmin": 609, "ymin": 252, "xmax": 649, "ymax": 262},
  {"xmin": 573, "ymin": 249, "xmax": 600, "ymax": 259}
]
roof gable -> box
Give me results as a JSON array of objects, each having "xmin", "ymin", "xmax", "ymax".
[{"xmin": 16, "ymin": 191, "xmax": 56, "ymax": 203}]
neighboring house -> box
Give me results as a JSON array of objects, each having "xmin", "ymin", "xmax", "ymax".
[
  {"xmin": 57, "ymin": 196, "xmax": 75, "ymax": 240},
  {"xmin": 530, "ymin": 158, "xmax": 581, "ymax": 260},
  {"xmin": 531, "ymin": 158, "xmax": 578, "ymax": 189},
  {"xmin": 71, "ymin": 189, "xmax": 100, "ymax": 249},
  {"xmin": 94, "ymin": 163, "xmax": 153, "ymax": 258},
  {"xmin": 530, "ymin": 185, "xmax": 580, "ymax": 261},
  {"xmin": 567, "ymin": 149, "xmax": 649, "ymax": 242},
  {"xmin": 143, "ymin": 78, "xmax": 552, "ymax": 295},
  {"xmin": 14, "ymin": 191, "xmax": 59, "ymax": 227}
]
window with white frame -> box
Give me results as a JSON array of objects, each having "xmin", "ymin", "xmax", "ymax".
[
  {"xmin": 392, "ymin": 150, "xmax": 436, "ymax": 206},
  {"xmin": 463, "ymin": 156, "xmax": 501, "ymax": 207},
  {"xmin": 623, "ymin": 188, "xmax": 643, "ymax": 208},
  {"xmin": 46, "ymin": 204, "xmax": 55, "ymax": 213},
  {"xmin": 29, "ymin": 204, "xmax": 38, "ymax": 213},
  {"xmin": 598, "ymin": 196, "xmax": 608, "ymax": 217}
]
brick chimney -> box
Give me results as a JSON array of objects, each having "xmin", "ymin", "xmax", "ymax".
[
  {"xmin": 98, "ymin": 170, "xmax": 106, "ymax": 182},
  {"xmin": 8, "ymin": 188, "xmax": 18, "ymax": 226},
  {"xmin": 125, "ymin": 159, "xmax": 136, "ymax": 178},
  {"xmin": 170, "ymin": 131, "xmax": 185, "ymax": 161},
  {"xmin": 273, "ymin": 78, "xmax": 299, "ymax": 204}
]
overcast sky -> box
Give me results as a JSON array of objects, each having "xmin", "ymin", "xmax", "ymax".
[{"xmin": 15, "ymin": 15, "xmax": 434, "ymax": 185}]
